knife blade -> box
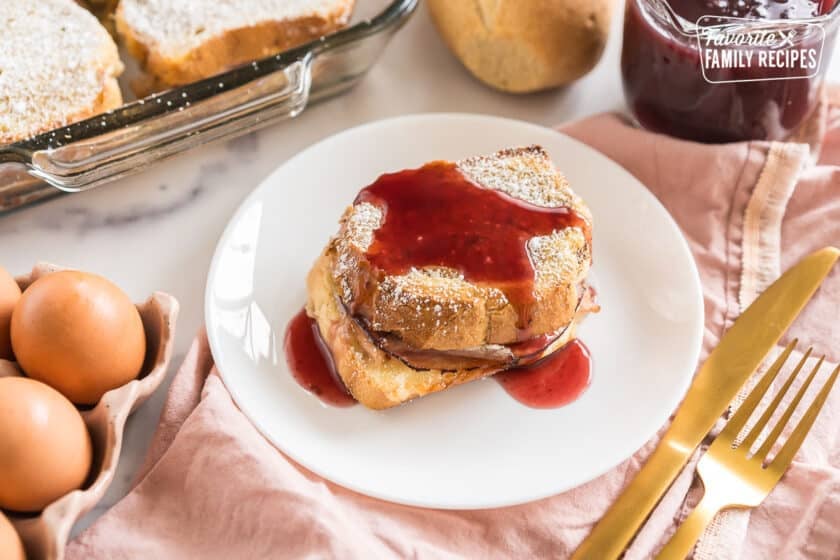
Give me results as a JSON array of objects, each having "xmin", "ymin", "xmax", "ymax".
[{"xmin": 572, "ymin": 246, "xmax": 839, "ymax": 560}]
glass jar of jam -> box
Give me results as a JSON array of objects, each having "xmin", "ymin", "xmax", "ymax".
[{"xmin": 622, "ymin": 0, "xmax": 839, "ymax": 142}]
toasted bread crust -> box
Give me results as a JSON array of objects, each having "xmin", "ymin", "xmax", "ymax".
[
  {"xmin": 0, "ymin": 0, "xmax": 123, "ymax": 145},
  {"xmin": 332, "ymin": 146, "xmax": 593, "ymax": 351},
  {"xmin": 116, "ymin": 0, "xmax": 354, "ymax": 94},
  {"xmin": 307, "ymin": 251, "xmax": 584, "ymax": 410}
]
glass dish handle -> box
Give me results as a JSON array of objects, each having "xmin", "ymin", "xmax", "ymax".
[{"xmin": 27, "ymin": 54, "xmax": 313, "ymax": 193}]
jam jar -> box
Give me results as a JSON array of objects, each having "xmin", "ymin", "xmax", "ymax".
[{"xmin": 622, "ymin": 0, "xmax": 839, "ymax": 142}]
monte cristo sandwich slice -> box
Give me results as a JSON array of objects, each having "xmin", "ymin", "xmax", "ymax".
[{"xmin": 305, "ymin": 146, "xmax": 598, "ymax": 410}]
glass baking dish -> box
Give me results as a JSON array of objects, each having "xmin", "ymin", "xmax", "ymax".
[{"xmin": 0, "ymin": 0, "xmax": 417, "ymax": 213}]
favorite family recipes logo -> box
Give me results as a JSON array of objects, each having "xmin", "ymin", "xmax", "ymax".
[{"xmin": 696, "ymin": 16, "xmax": 826, "ymax": 83}]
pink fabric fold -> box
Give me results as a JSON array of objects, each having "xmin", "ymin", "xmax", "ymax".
[{"xmin": 68, "ymin": 97, "xmax": 840, "ymax": 559}]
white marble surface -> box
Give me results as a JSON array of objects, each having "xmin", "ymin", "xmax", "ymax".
[{"xmin": 2, "ymin": 1, "xmax": 839, "ymax": 538}]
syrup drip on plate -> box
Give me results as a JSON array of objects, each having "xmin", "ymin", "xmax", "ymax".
[
  {"xmin": 355, "ymin": 161, "xmax": 587, "ymax": 331},
  {"xmin": 284, "ymin": 309, "xmax": 356, "ymax": 407},
  {"xmin": 496, "ymin": 340, "xmax": 592, "ymax": 409}
]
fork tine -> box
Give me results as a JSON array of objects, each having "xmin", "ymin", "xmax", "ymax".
[
  {"xmin": 739, "ymin": 348, "xmax": 814, "ymax": 451},
  {"xmin": 769, "ymin": 363, "xmax": 839, "ymax": 472},
  {"xmin": 755, "ymin": 356, "xmax": 823, "ymax": 461},
  {"xmin": 718, "ymin": 340, "xmax": 798, "ymax": 442}
]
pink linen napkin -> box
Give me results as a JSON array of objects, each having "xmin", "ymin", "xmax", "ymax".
[{"xmin": 68, "ymin": 97, "xmax": 840, "ymax": 559}]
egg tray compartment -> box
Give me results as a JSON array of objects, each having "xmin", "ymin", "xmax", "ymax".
[{"xmin": 0, "ymin": 263, "xmax": 179, "ymax": 560}]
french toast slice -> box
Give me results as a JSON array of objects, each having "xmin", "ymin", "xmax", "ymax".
[
  {"xmin": 0, "ymin": 0, "xmax": 123, "ymax": 145},
  {"xmin": 116, "ymin": 0, "xmax": 356, "ymax": 95},
  {"xmin": 306, "ymin": 146, "xmax": 597, "ymax": 409}
]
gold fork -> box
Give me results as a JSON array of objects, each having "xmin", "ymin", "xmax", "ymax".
[{"xmin": 656, "ymin": 340, "xmax": 840, "ymax": 560}]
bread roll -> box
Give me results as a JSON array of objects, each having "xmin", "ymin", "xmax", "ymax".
[{"xmin": 428, "ymin": 0, "xmax": 614, "ymax": 93}]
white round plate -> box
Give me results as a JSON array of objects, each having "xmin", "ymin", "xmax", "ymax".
[{"xmin": 205, "ymin": 114, "xmax": 704, "ymax": 509}]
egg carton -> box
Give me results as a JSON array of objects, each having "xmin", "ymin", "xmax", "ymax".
[{"xmin": 0, "ymin": 263, "xmax": 179, "ymax": 560}]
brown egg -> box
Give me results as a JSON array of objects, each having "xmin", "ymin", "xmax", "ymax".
[
  {"xmin": 0, "ymin": 377, "xmax": 92, "ymax": 512},
  {"xmin": 11, "ymin": 271, "xmax": 146, "ymax": 405},
  {"xmin": 0, "ymin": 511, "xmax": 25, "ymax": 560},
  {"xmin": 0, "ymin": 267, "xmax": 21, "ymax": 360}
]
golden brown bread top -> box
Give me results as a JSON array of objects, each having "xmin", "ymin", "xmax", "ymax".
[
  {"xmin": 307, "ymin": 251, "xmax": 587, "ymax": 410},
  {"xmin": 331, "ymin": 146, "xmax": 593, "ymax": 351}
]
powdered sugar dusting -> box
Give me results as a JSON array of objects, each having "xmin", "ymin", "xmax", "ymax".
[
  {"xmin": 0, "ymin": 0, "xmax": 122, "ymax": 144},
  {"xmin": 372, "ymin": 268, "xmax": 496, "ymax": 347},
  {"xmin": 458, "ymin": 146, "xmax": 580, "ymax": 210},
  {"xmin": 342, "ymin": 201, "xmax": 381, "ymax": 251},
  {"xmin": 120, "ymin": 0, "xmax": 354, "ymax": 58},
  {"xmin": 378, "ymin": 269, "xmax": 471, "ymax": 320},
  {"xmin": 528, "ymin": 229, "xmax": 589, "ymax": 291}
]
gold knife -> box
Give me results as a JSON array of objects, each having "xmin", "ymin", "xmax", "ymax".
[{"xmin": 572, "ymin": 246, "xmax": 839, "ymax": 560}]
